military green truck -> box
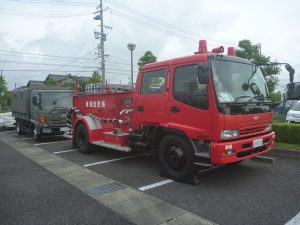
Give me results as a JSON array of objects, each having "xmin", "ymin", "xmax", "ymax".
[{"xmin": 11, "ymin": 81, "xmax": 73, "ymax": 141}]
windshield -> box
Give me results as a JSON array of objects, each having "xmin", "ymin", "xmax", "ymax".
[
  {"xmin": 40, "ymin": 92, "xmax": 72, "ymax": 111},
  {"xmin": 291, "ymin": 102, "xmax": 300, "ymax": 111},
  {"xmin": 211, "ymin": 59, "xmax": 269, "ymax": 104}
]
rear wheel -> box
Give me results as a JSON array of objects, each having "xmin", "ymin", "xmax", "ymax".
[
  {"xmin": 75, "ymin": 123, "xmax": 91, "ymax": 154},
  {"xmin": 158, "ymin": 135, "xmax": 194, "ymax": 180}
]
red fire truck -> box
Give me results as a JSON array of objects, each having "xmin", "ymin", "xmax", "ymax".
[{"xmin": 66, "ymin": 40, "xmax": 297, "ymax": 180}]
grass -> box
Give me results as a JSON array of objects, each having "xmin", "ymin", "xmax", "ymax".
[
  {"xmin": 272, "ymin": 114, "xmax": 286, "ymax": 123},
  {"xmin": 276, "ymin": 142, "xmax": 300, "ymax": 150}
]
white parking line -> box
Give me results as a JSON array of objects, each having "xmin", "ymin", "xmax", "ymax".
[
  {"xmin": 11, "ymin": 134, "xmax": 18, "ymax": 136},
  {"xmin": 53, "ymin": 149, "xmax": 78, "ymax": 154},
  {"xmin": 138, "ymin": 179, "xmax": 174, "ymax": 191},
  {"xmin": 285, "ymin": 212, "xmax": 300, "ymax": 225},
  {"xmin": 21, "ymin": 137, "xmax": 33, "ymax": 140},
  {"xmin": 83, "ymin": 154, "xmax": 146, "ymax": 167},
  {"xmin": 34, "ymin": 140, "xmax": 71, "ymax": 146}
]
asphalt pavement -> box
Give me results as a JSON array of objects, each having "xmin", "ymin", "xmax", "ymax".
[
  {"xmin": 1, "ymin": 129, "xmax": 300, "ymax": 225},
  {"xmin": 0, "ymin": 140, "xmax": 134, "ymax": 225}
]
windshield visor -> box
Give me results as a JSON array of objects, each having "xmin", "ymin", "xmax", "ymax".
[
  {"xmin": 40, "ymin": 92, "xmax": 72, "ymax": 111},
  {"xmin": 211, "ymin": 59, "xmax": 269, "ymax": 104}
]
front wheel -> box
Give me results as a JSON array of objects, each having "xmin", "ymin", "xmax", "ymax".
[
  {"xmin": 75, "ymin": 123, "xmax": 91, "ymax": 154},
  {"xmin": 158, "ymin": 135, "xmax": 194, "ymax": 181}
]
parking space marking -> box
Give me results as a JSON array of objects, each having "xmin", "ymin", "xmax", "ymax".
[
  {"xmin": 83, "ymin": 154, "xmax": 146, "ymax": 167},
  {"xmin": 34, "ymin": 140, "xmax": 71, "ymax": 146},
  {"xmin": 21, "ymin": 137, "xmax": 33, "ymax": 140},
  {"xmin": 138, "ymin": 179, "xmax": 174, "ymax": 191},
  {"xmin": 53, "ymin": 149, "xmax": 78, "ymax": 154},
  {"xmin": 11, "ymin": 134, "xmax": 18, "ymax": 136},
  {"xmin": 285, "ymin": 212, "xmax": 300, "ymax": 225}
]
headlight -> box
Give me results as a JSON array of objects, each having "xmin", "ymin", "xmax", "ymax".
[
  {"xmin": 221, "ymin": 129, "xmax": 239, "ymax": 139},
  {"xmin": 266, "ymin": 123, "xmax": 272, "ymax": 131}
]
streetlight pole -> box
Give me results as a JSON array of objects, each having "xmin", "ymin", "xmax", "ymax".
[{"xmin": 127, "ymin": 43, "xmax": 136, "ymax": 87}]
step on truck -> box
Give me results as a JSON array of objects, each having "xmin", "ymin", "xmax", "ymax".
[
  {"xmin": 11, "ymin": 81, "xmax": 73, "ymax": 141},
  {"xmin": 67, "ymin": 40, "xmax": 300, "ymax": 181}
]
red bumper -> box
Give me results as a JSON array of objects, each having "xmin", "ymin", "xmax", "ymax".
[{"xmin": 211, "ymin": 132, "xmax": 275, "ymax": 165}]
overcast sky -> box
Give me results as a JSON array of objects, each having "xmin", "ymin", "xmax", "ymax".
[{"xmin": 0, "ymin": 0, "xmax": 300, "ymax": 90}]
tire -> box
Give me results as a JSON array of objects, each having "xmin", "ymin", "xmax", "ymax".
[
  {"xmin": 75, "ymin": 123, "xmax": 91, "ymax": 154},
  {"xmin": 16, "ymin": 120, "xmax": 24, "ymax": 135},
  {"xmin": 158, "ymin": 135, "xmax": 194, "ymax": 180},
  {"xmin": 33, "ymin": 128, "xmax": 41, "ymax": 142}
]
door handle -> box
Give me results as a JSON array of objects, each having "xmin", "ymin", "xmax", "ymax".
[
  {"xmin": 137, "ymin": 105, "xmax": 144, "ymax": 112},
  {"xmin": 170, "ymin": 106, "xmax": 180, "ymax": 113}
]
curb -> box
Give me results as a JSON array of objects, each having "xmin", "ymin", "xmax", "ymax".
[{"xmin": 265, "ymin": 148, "xmax": 300, "ymax": 159}]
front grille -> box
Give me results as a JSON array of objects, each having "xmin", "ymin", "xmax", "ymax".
[
  {"xmin": 237, "ymin": 145, "xmax": 268, "ymax": 158},
  {"xmin": 240, "ymin": 125, "xmax": 266, "ymax": 136}
]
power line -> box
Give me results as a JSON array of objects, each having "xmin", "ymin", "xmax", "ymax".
[
  {"xmin": 0, "ymin": 49, "xmax": 96, "ymax": 61},
  {"xmin": 0, "ymin": 7, "xmax": 92, "ymax": 18},
  {"xmin": 9, "ymin": 0, "xmax": 95, "ymax": 7},
  {"xmin": 2, "ymin": 69, "xmax": 95, "ymax": 72},
  {"xmin": 0, "ymin": 59, "xmax": 98, "ymax": 68}
]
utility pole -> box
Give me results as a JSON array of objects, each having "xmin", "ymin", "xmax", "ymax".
[
  {"xmin": 94, "ymin": 0, "xmax": 112, "ymax": 84},
  {"xmin": 99, "ymin": 0, "xmax": 105, "ymax": 83}
]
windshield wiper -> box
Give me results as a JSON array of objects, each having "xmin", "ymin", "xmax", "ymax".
[
  {"xmin": 231, "ymin": 95, "xmax": 252, "ymax": 104},
  {"xmin": 247, "ymin": 94, "xmax": 264, "ymax": 103},
  {"xmin": 227, "ymin": 95, "xmax": 265, "ymax": 106}
]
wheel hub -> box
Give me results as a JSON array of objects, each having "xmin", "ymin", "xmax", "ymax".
[{"xmin": 166, "ymin": 145, "xmax": 186, "ymax": 171}]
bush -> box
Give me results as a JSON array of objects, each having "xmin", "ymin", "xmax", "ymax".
[{"xmin": 273, "ymin": 123, "xmax": 300, "ymax": 144}]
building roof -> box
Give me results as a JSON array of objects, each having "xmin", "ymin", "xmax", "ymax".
[
  {"xmin": 26, "ymin": 80, "xmax": 44, "ymax": 87},
  {"xmin": 45, "ymin": 74, "xmax": 91, "ymax": 82}
]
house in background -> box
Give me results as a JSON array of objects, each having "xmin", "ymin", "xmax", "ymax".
[{"xmin": 44, "ymin": 74, "xmax": 91, "ymax": 91}]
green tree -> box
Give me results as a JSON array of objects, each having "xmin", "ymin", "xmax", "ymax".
[
  {"xmin": 235, "ymin": 40, "xmax": 281, "ymax": 94},
  {"xmin": 138, "ymin": 51, "xmax": 157, "ymax": 70},
  {"xmin": 44, "ymin": 77, "xmax": 59, "ymax": 86},
  {"xmin": 269, "ymin": 92, "xmax": 282, "ymax": 102},
  {"xmin": 0, "ymin": 75, "xmax": 11, "ymax": 112},
  {"xmin": 78, "ymin": 78, "xmax": 88, "ymax": 92},
  {"xmin": 89, "ymin": 71, "xmax": 102, "ymax": 84}
]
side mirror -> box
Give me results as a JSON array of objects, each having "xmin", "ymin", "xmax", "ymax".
[
  {"xmin": 249, "ymin": 83, "xmax": 261, "ymax": 95},
  {"xmin": 197, "ymin": 63, "xmax": 210, "ymax": 84},
  {"xmin": 286, "ymin": 82, "xmax": 300, "ymax": 100}
]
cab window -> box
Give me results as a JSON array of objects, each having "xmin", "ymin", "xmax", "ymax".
[
  {"xmin": 140, "ymin": 69, "xmax": 165, "ymax": 94},
  {"xmin": 173, "ymin": 64, "xmax": 208, "ymax": 110}
]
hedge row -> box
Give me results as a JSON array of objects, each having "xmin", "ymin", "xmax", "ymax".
[{"xmin": 272, "ymin": 123, "xmax": 300, "ymax": 144}]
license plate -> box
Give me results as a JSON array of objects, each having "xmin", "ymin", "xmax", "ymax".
[
  {"xmin": 253, "ymin": 138, "xmax": 263, "ymax": 148},
  {"xmin": 60, "ymin": 127, "xmax": 69, "ymax": 132}
]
